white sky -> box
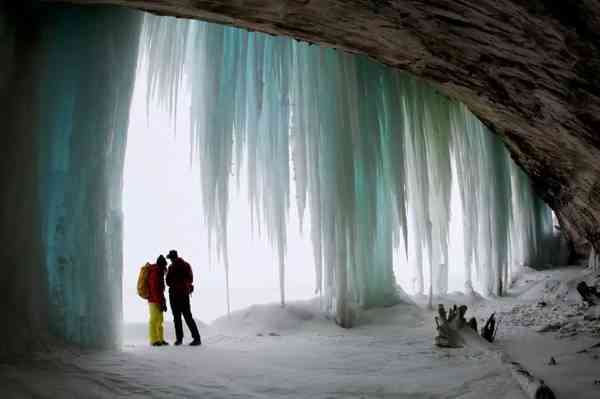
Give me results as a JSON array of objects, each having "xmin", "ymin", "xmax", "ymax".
[{"xmin": 122, "ymin": 62, "xmax": 468, "ymax": 324}]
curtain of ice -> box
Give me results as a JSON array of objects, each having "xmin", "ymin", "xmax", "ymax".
[
  {"xmin": 37, "ymin": 6, "xmax": 141, "ymax": 347},
  {"xmin": 142, "ymin": 15, "xmax": 556, "ymax": 325},
  {"xmin": 0, "ymin": 3, "xmax": 141, "ymax": 352}
]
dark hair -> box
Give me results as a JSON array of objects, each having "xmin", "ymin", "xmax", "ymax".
[{"xmin": 156, "ymin": 255, "xmax": 167, "ymax": 266}]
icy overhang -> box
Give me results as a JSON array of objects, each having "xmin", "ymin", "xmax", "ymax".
[{"xmin": 48, "ymin": 0, "xmax": 600, "ymax": 256}]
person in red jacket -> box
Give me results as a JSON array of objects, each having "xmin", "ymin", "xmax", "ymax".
[
  {"xmin": 166, "ymin": 250, "xmax": 201, "ymax": 346},
  {"xmin": 148, "ymin": 255, "xmax": 169, "ymax": 346}
]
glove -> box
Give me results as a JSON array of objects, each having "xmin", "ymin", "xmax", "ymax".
[{"xmin": 160, "ymin": 301, "xmax": 167, "ymax": 312}]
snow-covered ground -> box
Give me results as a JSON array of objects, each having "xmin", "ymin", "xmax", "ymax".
[
  {"xmin": 1, "ymin": 267, "xmax": 599, "ymax": 398},
  {"xmin": 468, "ymin": 266, "xmax": 600, "ymax": 399}
]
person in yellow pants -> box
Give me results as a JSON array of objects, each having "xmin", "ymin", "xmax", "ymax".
[
  {"xmin": 149, "ymin": 301, "xmax": 165, "ymax": 345},
  {"xmin": 147, "ymin": 255, "xmax": 168, "ymax": 346}
]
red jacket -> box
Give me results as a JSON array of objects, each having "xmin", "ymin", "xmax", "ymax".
[
  {"xmin": 166, "ymin": 257, "xmax": 194, "ymax": 296},
  {"xmin": 147, "ymin": 264, "xmax": 166, "ymax": 304}
]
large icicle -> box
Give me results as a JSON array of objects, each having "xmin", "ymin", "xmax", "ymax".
[{"xmin": 141, "ymin": 15, "xmax": 557, "ymax": 324}]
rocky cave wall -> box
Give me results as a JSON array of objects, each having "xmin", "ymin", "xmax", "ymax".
[
  {"xmin": 51, "ymin": 0, "xmax": 600, "ymax": 259},
  {"xmin": 0, "ymin": 2, "xmax": 48, "ymax": 356}
]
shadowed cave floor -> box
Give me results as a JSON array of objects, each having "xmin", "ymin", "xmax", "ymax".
[{"xmin": 1, "ymin": 267, "xmax": 599, "ymax": 398}]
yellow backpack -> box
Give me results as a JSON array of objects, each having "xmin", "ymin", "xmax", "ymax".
[{"xmin": 137, "ymin": 263, "xmax": 151, "ymax": 299}]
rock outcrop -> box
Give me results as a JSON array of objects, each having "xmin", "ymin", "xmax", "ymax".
[{"xmin": 51, "ymin": 0, "xmax": 600, "ymax": 254}]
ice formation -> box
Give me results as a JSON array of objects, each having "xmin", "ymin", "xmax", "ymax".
[
  {"xmin": 36, "ymin": 8, "xmax": 142, "ymax": 346},
  {"xmin": 1, "ymin": 4, "xmax": 141, "ymax": 351},
  {"xmin": 141, "ymin": 15, "xmax": 556, "ymax": 325},
  {"xmin": 0, "ymin": 0, "xmax": 561, "ymax": 354}
]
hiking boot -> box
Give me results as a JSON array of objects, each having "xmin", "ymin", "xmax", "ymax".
[
  {"xmin": 189, "ymin": 339, "xmax": 201, "ymax": 346},
  {"xmin": 174, "ymin": 340, "xmax": 182, "ymax": 346}
]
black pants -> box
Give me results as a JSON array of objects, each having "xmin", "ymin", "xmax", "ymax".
[{"xmin": 169, "ymin": 293, "xmax": 201, "ymax": 342}]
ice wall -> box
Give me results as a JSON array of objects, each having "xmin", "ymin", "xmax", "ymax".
[
  {"xmin": 142, "ymin": 16, "xmax": 557, "ymax": 326},
  {"xmin": 36, "ymin": 6, "xmax": 141, "ymax": 348},
  {"xmin": 0, "ymin": 3, "xmax": 141, "ymax": 354}
]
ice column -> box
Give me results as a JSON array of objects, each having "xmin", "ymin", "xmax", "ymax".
[
  {"xmin": 0, "ymin": 3, "xmax": 141, "ymax": 353},
  {"xmin": 36, "ymin": 5, "xmax": 141, "ymax": 348}
]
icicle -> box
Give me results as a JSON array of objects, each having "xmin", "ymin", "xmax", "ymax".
[
  {"xmin": 589, "ymin": 247, "xmax": 599, "ymax": 272},
  {"xmin": 140, "ymin": 15, "xmax": 557, "ymax": 323},
  {"xmin": 224, "ymin": 256, "xmax": 231, "ymax": 316}
]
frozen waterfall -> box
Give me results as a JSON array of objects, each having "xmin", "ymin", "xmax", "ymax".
[
  {"xmin": 37, "ymin": 7, "xmax": 141, "ymax": 346},
  {"xmin": 1, "ymin": 3, "xmax": 141, "ymax": 352},
  {"xmin": 141, "ymin": 15, "xmax": 556, "ymax": 326},
  {"xmin": 0, "ymin": 1, "xmax": 561, "ymax": 355}
]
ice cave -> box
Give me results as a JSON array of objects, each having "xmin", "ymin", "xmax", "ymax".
[{"xmin": 1, "ymin": 1, "xmax": 600, "ymax": 398}]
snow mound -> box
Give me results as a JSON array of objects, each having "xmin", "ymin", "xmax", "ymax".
[
  {"xmin": 210, "ymin": 298, "xmax": 328, "ymax": 335},
  {"xmin": 515, "ymin": 267, "xmax": 596, "ymax": 303},
  {"xmin": 210, "ymin": 296, "xmax": 426, "ymax": 335}
]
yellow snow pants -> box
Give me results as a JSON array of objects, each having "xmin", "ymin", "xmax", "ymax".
[{"xmin": 148, "ymin": 303, "xmax": 164, "ymax": 344}]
